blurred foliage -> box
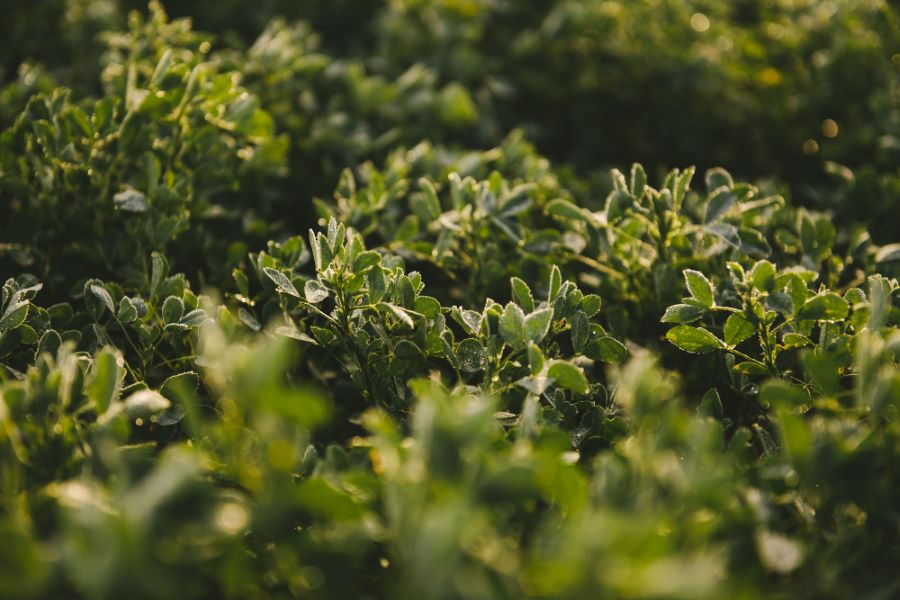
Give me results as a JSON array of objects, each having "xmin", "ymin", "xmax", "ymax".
[
  {"xmin": 1, "ymin": 1, "xmax": 900, "ymax": 598},
  {"xmin": 3, "ymin": 0, "xmax": 898, "ymax": 240}
]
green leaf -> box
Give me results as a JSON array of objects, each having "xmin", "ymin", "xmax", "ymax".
[
  {"xmin": 417, "ymin": 178, "xmax": 442, "ymax": 220},
  {"xmin": 705, "ymin": 188, "xmax": 736, "ymax": 223},
  {"xmin": 233, "ymin": 269, "xmax": 249, "ymax": 297},
  {"xmin": 738, "ymin": 227, "xmax": 772, "ymax": 258},
  {"xmin": 396, "ymin": 276, "xmax": 416, "ymax": 308},
  {"xmin": 801, "ymin": 351, "xmax": 840, "ymax": 395},
  {"xmin": 606, "ymin": 189, "xmax": 634, "ymax": 221},
  {"xmin": 545, "ymin": 198, "xmax": 598, "ymax": 226},
  {"xmin": 785, "ymin": 275, "xmax": 809, "ymax": 314},
  {"xmin": 117, "ymin": 297, "xmax": 138, "ymax": 323},
  {"xmin": 87, "ymin": 348, "xmax": 123, "ymax": 413},
  {"xmin": 180, "ymin": 309, "xmax": 206, "ymax": 327},
  {"xmin": 796, "ymin": 293, "xmax": 849, "ymax": 322},
  {"xmin": 547, "ymin": 360, "xmax": 590, "ymax": 395},
  {"xmin": 304, "ymin": 280, "xmax": 329, "ymax": 304},
  {"xmin": 749, "ymin": 260, "xmax": 777, "ymax": 292},
  {"xmin": 150, "ymin": 252, "xmax": 168, "ymax": 299},
  {"xmin": 510, "ymin": 277, "xmax": 534, "ymax": 313},
  {"xmin": 499, "ymin": 303, "xmax": 526, "ymax": 347},
  {"xmin": 150, "ymin": 49, "xmax": 173, "ymax": 85},
  {"xmin": 683, "ymin": 270, "xmax": 714, "ymax": 307},
  {"xmin": 527, "ymin": 342, "xmax": 545, "ymax": 375},
  {"xmin": 660, "ymin": 303, "xmax": 705, "ymax": 324},
  {"xmin": 457, "ymin": 338, "xmax": 487, "ymax": 373},
  {"xmin": 630, "ymin": 163, "xmax": 647, "ymax": 198},
  {"xmin": 389, "ymin": 340, "xmax": 425, "ymax": 376},
  {"xmin": 454, "ymin": 309, "xmax": 482, "ymax": 336},
  {"xmin": 500, "ymin": 184, "xmax": 534, "ymax": 217},
  {"xmin": 89, "ymin": 283, "xmax": 116, "ymax": 316},
  {"xmin": 570, "ymin": 310, "xmax": 590, "ymax": 352},
  {"xmin": 309, "ymin": 229, "xmax": 323, "ymax": 271},
  {"xmin": 123, "ymin": 389, "xmax": 171, "ymax": 419},
  {"xmin": 326, "ymin": 217, "xmax": 343, "ymax": 253},
  {"xmin": 760, "ymin": 379, "xmax": 808, "ymax": 409},
  {"xmin": 162, "ymin": 296, "xmax": 184, "ymax": 324},
  {"xmin": 734, "ymin": 361, "xmax": 770, "ymax": 376},
  {"xmin": 264, "ymin": 267, "xmax": 301, "ymax": 298},
  {"xmin": 548, "ymin": 265, "xmax": 562, "ymax": 300},
  {"xmin": 379, "ymin": 303, "xmax": 414, "ymax": 328},
  {"xmin": 414, "ymin": 296, "xmax": 442, "ymax": 319},
  {"xmin": 580, "ymin": 294, "xmax": 602, "ymax": 318},
  {"xmin": 765, "ymin": 292, "xmax": 794, "ymax": 316},
  {"xmin": 875, "ymin": 242, "xmax": 900, "ymax": 266},
  {"xmin": 275, "ymin": 326, "xmax": 318, "ymax": 344},
  {"xmin": 159, "ymin": 371, "xmax": 199, "ymax": 402},
  {"xmin": 523, "ymin": 307, "xmax": 553, "ymax": 344},
  {"xmin": 665, "ymin": 325, "xmax": 725, "ymax": 353},
  {"xmin": 367, "ymin": 268, "xmax": 387, "ymax": 303},
  {"xmin": 36, "ymin": 329, "xmax": 62, "ymax": 358},
  {"xmin": 352, "ymin": 250, "xmax": 381, "ymax": 272},
  {"xmin": 585, "ymin": 336, "xmax": 628, "ymax": 364},
  {"xmin": 724, "ymin": 312, "xmax": 755, "ymax": 346},
  {"xmin": 699, "ymin": 388, "xmax": 724, "ymax": 419},
  {"xmin": 705, "ymin": 167, "xmax": 733, "ymax": 191},
  {"xmin": 0, "ymin": 301, "xmax": 28, "ymax": 332},
  {"xmin": 781, "ymin": 333, "xmax": 811, "ymax": 349},
  {"xmin": 238, "ymin": 308, "xmax": 261, "ymax": 332},
  {"xmin": 47, "ymin": 303, "xmax": 73, "ymax": 328},
  {"xmin": 673, "ymin": 167, "xmax": 695, "ymax": 206}
]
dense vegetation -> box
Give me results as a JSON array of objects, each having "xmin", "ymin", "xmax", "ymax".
[{"xmin": 1, "ymin": 1, "xmax": 898, "ymax": 598}]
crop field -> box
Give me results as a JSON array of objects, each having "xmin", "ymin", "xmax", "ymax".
[{"xmin": 1, "ymin": 1, "xmax": 899, "ymax": 598}]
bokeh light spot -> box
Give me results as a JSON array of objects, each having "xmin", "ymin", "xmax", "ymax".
[{"xmin": 691, "ymin": 13, "xmax": 710, "ymax": 32}]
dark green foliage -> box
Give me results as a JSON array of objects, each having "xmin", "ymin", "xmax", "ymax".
[{"xmin": 1, "ymin": 2, "xmax": 899, "ymax": 599}]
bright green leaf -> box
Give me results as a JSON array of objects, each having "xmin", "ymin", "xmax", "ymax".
[
  {"xmin": 665, "ymin": 325, "xmax": 725, "ymax": 353},
  {"xmin": 724, "ymin": 312, "xmax": 755, "ymax": 346},
  {"xmin": 683, "ymin": 270, "xmax": 714, "ymax": 307},
  {"xmin": 547, "ymin": 360, "xmax": 590, "ymax": 395},
  {"xmin": 796, "ymin": 293, "xmax": 849, "ymax": 322}
]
